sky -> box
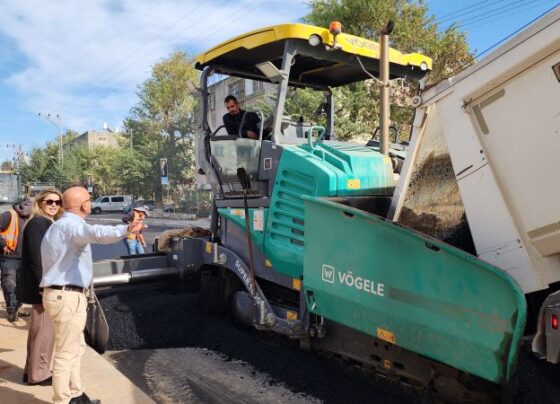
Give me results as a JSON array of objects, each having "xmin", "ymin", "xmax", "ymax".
[{"xmin": 0, "ymin": 0, "xmax": 558, "ymax": 162}]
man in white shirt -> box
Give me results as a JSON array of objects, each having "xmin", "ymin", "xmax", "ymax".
[{"xmin": 41, "ymin": 187, "xmax": 143, "ymax": 404}]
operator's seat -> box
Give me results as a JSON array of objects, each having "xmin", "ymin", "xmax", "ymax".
[{"xmin": 279, "ymin": 116, "xmax": 313, "ymax": 144}]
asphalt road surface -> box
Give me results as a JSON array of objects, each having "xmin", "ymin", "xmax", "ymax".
[
  {"xmin": 98, "ymin": 282, "xmax": 422, "ymax": 404},
  {"xmin": 89, "ymin": 214, "xmax": 560, "ymax": 403}
]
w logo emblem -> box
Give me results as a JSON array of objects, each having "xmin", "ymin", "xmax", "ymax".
[{"xmin": 322, "ymin": 265, "xmax": 335, "ymax": 284}]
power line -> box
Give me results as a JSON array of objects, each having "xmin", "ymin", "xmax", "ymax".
[
  {"xmin": 55, "ymin": 0, "xmax": 266, "ymax": 117},
  {"xmin": 465, "ymin": 0, "xmax": 557, "ymax": 31},
  {"xmin": 435, "ymin": 0, "xmax": 504, "ymax": 25},
  {"xmin": 422, "ymin": 2, "xmax": 559, "ymax": 87},
  {"xmin": 107, "ymin": 0, "xmax": 264, "ymax": 89},
  {"xmin": 434, "ymin": 0, "xmax": 493, "ymax": 21},
  {"xmin": 52, "ymin": 1, "xmax": 217, "ymax": 114},
  {"xmin": 474, "ymin": 2, "xmax": 560, "ymax": 59},
  {"xmin": 62, "ymin": 1, "xmax": 210, "ymax": 97},
  {"xmin": 83, "ymin": 0, "xmax": 256, "ymax": 92},
  {"xmin": 83, "ymin": 0, "xmax": 210, "ymax": 92},
  {"xmin": 454, "ymin": 0, "xmax": 540, "ymax": 29},
  {"xmin": 53, "ymin": 0, "xmax": 262, "ymax": 116}
]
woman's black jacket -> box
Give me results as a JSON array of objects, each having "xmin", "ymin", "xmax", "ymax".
[{"xmin": 18, "ymin": 216, "xmax": 52, "ymax": 304}]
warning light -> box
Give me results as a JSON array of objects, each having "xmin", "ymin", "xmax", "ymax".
[
  {"xmin": 326, "ymin": 21, "xmax": 343, "ymax": 51},
  {"xmin": 329, "ymin": 21, "xmax": 342, "ymax": 35},
  {"xmin": 552, "ymin": 314, "xmax": 558, "ymax": 330}
]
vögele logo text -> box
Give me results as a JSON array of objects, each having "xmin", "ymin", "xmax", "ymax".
[
  {"xmin": 321, "ymin": 264, "xmax": 385, "ymax": 297},
  {"xmin": 322, "ymin": 264, "xmax": 335, "ymax": 283}
]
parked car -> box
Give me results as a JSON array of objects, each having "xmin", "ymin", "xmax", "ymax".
[
  {"xmin": 122, "ymin": 200, "xmax": 156, "ymax": 214},
  {"xmin": 91, "ymin": 195, "xmax": 132, "ymax": 214}
]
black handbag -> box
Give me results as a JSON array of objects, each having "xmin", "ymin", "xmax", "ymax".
[{"xmin": 84, "ymin": 285, "xmax": 110, "ymax": 354}]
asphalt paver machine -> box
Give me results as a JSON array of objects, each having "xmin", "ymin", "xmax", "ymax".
[{"xmin": 94, "ymin": 21, "xmax": 528, "ymax": 401}]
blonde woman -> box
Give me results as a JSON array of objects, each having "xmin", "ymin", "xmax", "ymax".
[{"xmin": 18, "ymin": 189, "xmax": 63, "ymax": 385}]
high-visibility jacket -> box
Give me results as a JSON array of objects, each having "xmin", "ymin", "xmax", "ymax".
[{"xmin": 0, "ymin": 209, "xmax": 18, "ymax": 253}]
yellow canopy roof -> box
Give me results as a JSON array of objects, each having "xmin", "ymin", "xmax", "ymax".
[{"xmin": 195, "ymin": 23, "xmax": 432, "ymax": 88}]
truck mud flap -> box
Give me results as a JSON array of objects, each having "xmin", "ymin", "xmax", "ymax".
[{"xmin": 302, "ymin": 196, "xmax": 526, "ymax": 384}]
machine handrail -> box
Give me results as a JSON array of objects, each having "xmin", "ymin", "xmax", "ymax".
[
  {"xmin": 238, "ymin": 108, "xmax": 265, "ymax": 141},
  {"xmin": 210, "ymin": 125, "xmax": 237, "ymax": 141},
  {"xmin": 307, "ymin": 125, "xmax": 326, "ymax": 161}
]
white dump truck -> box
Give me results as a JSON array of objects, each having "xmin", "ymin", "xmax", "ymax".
[
  {"xmin": 390, "ymin": 7, "xmax": 560, "ymax": 364},
  {"xmin": 0, "ymin": 171, "xmax": 22, "ymax": 213}
]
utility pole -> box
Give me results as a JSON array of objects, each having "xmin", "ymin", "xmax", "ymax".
[
  {"xmin": 2, "ymin": 144, "xmax": 16, "ymax": 169},
  {"xmin": 13, "ymin": 145, "xmax": 25, "ymax": 171},
  {"xmin": 38, "ymin": 113, "xmax": 63, "ymax": 163}
]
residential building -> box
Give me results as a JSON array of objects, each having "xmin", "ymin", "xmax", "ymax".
[{"xmin": 64, "ymin": 129, "xmax": 122, "ymax": 151}]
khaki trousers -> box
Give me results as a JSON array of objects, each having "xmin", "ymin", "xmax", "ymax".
[
  {"xmin": 43, "ymin": 288, "xmax": 87, "ymax": 404},
  {"xmin": 25, "ymin": 303, "xmax": 54, "ymax": 384}
]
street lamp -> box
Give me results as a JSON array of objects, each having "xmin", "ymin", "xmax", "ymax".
[{"xmin": 38, "ymin": 113, "xmax": 63, "ymax": 164}]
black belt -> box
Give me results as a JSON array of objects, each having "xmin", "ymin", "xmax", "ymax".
[{"xmin": 44, "ymin": 285, "xmax": 88, "ymax": 293}]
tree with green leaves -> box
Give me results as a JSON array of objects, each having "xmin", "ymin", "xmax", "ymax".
[
  {"xmin": 19, "ymin": 129, "xmax": 78, "ymax": 187},
  {"xmin": 123, "ymin": 51, "xmax": 199, "ymax": 203},
  {"xmin": 1, "ymin": 161, "xmax": 15, "ymax": 171},
  {"xmin": 306, "ymin": 0, "xmax": 473, "ymax": 82},
  {"xmin": 285, "ymin": 0, "xmax": 473, "ymax": 141},
  {"xmin": 20, "ymin": 52, "xmax": 201, "ymax": 208}
]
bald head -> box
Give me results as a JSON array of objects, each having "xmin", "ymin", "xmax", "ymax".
[{"xmin": 63, "ymin": 186, "xmax": 91, "ymax": 217}]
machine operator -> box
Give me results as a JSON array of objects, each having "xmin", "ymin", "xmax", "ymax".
[{"xmin": 222, "ymin": 95, "xmax": 261, "ymax": 139}]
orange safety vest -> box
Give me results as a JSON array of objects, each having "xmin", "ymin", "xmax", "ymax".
[{"xmin": 0, "ymin": 209, "xmax": 19, "ymax": 253}]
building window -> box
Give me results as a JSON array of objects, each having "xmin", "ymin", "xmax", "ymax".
[
  {"xmin": 245, "ymin": 79, "xmax": 254, "ymax": 97},
  {"xmin": 228, "ymin": 80, "xmax": 245, "ymax": 101},
  {"xmin": 253, "ymin": 80, "xmax": 264, "ymax": 94}
]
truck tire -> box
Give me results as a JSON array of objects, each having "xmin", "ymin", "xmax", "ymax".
[
  {"xmin": 199, "ymin": 270, "xmax": 225, "ymax": 314},
  {"xmin": 92, "ymin": 207, "xmax": 102, "ymax": 214}
]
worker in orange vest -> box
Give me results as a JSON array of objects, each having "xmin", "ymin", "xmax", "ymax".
[
  {"xmin": 121, "ymin": 206, "xmax": 149, "ymax": 254},
  {"xmin": 0, "ymin": 199, "xmax": 32, "ymax": 322}
]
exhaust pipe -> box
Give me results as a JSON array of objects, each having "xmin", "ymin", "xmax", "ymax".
[{"xmin": 379, "ymin": 21, "xmax": 394, "ymax": 156}]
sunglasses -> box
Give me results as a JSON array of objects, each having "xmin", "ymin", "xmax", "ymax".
[{"xmin": 42, "ymin": 199, "xmax": 62, "ymax": 206}]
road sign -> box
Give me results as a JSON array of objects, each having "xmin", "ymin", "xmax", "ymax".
[{"xmin": 160, "ymin": 158, "xmax": 168, "ymax": 185}]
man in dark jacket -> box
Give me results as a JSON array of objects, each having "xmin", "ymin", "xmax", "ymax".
[
  {"xmin": 222, "ymin": 95, "xmax": 261, "ymax": 139},
  {"xmin": 0, "ymin": 199, "xmax": 32, "ymax": 322}
]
